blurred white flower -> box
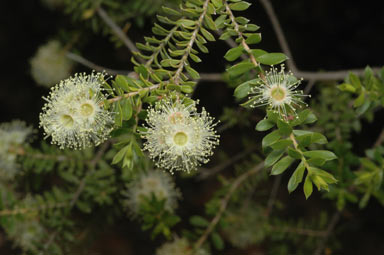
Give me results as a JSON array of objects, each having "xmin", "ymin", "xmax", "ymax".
[
  {"xmin": 156, "ymin": 236, "xmax": 210, "ymax": 255},
  {"xmin": 125, "ymin": 170, "xmax": 181, "ymax": 216},
  {"xmin": 0, "ymin": 120, "xmax": 33, "ymax": 179},
  {"xmin": 30, "ymin": 40, "xmax": 73, "ymax": 87}
]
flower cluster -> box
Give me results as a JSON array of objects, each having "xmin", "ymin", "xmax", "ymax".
[
  {"xmin": 156, "ymin": 237, "xmax": 210, "ymax": 255},
  {"xmin": 30, "ymin": 40, "xmax": 73, "ymax": 87},
  {"xmin": 0, "ymin": 120, "xmax": 33, "ymax": 179},
  {"xmin": 125, "ymin": 170, "xmax": 181, "ymax": 216},
  {"xmin": 39, "ymin": 72, "xmax": 114, "ymax": 149},
  {"xmin": 248, "ymin": 65, "xmax": 307, "ymax": 119},
  {"xmin": 141, "ymin": 99, "xmax": 220, "ymax": 173}
]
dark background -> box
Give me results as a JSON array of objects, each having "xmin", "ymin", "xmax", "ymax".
[{"xmin": 1, "ymin": 0, "xmax": 384, "ymax": 254}]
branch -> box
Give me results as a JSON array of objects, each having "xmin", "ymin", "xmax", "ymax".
[
  {"xmin": 313, "ymin": 211, "xmax": 341, "ymax": 255},
  {"xmin": 193, "ymin": 162, "xmax": 264, "ymax": 252},
  {"xmin": 66, "ymin": 52, "xmax": 132, "ymax": 76},
  {"xmin": 224, "ymin": 0, "xmax": 265, "ymax": 80},
  {"xmin": 259, "ymin": 0, "xmax": 382, "ymax": 81},
  {"xmin": 196, "ymin": 145, "xmax": 257, "ymax": 180},
  {"xmin": 269, "ymin": 225, "xmax": 327, "ymax": 238},
  {"xmin": 96, "ymin": 7, "xmax": 145, "ymax": 64},
  {"xmin": 265, "ymin": 174, "xmax": 282, "ymax": 216},
  {"xmin": 174, "ymin": 0, "xmax": 210, "ymax": 84},
  {"xmin": 0, "ymin": 202, "xmax": 68, "ymax": 217}
]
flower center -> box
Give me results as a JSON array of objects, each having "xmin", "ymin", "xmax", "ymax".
[
  {"xmin": 60, "ymin": 114, "xmax": 74, "ymax": 128},
  {"xmin": 80, "ymin": 103, "xmax": 94, "ymax": 117},
  {"xmin": 173, "ymin": 131, "xmax": 188, "ymax": 146},
  {"xmin": 270, "ymin": 86, "xmax": 286, "ymax": 101}
]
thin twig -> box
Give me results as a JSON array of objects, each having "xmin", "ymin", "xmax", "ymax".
[
  {"xmin": 196, "ymin": 146, "xmax": 257, "ymax": 180},
  {"xmin": 193, "ymin": 162, "xmax": 264, "ymax": 252},
  {"xmin": 304, "ymin": 79, "xmax": 316, "ymax": 95},
  {"xmin": 269, "ymin": 225, "xmax": 327, "ymax": 238},
  {"xmin": 265, "ymin": 174, "xmax": 282, "ymax": 216},
  {"xmin": 96, "ymin": 7, "xmax": 145, "ymax": 64},
  {"xmin": 259, "ymin": 0, "xmax": 382, "ymax": 81},
  {"xmin": 258, "ymin": 0, "xmax": 297, "ymax": 73},
  {"xmin": 373, "ymin": 128, "xmax": 384, "ymax": 148},
  {"xmin": 0, "ymin": 202, "xmax": 68, "ymax": 217},
  {"xmin": 313, "ymin": 211, "xmax": 341, "ymax": 255},
  {"xmin": 66, "ymin": 52, "xmax": 132, "ymax": 75}
]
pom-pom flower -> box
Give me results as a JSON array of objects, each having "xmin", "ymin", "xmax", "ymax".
[
  {"xmin": 248, "ymin": 65, "xmax": 307, "ymax": 119},
  {"xmin": 39, "ymin": 72, "xmax": 114, "ymax": 149},
  {"xmin": 156, "ymin": 237, "xmax": 210, "ymax": 255},
  {"xmin": 0, "ymin": 120, "xmax": 33, "ymax": 179},
  {"xmin": 141, "ymin": 99, "xmax": 219, "ymax": 173},
  {"xmin": 30, "ymin": 40, "xmax": 73, "ymax": 87},
  {"xmin": 125, "ymin": 170, "xmax": 181, "ymax": 216}
]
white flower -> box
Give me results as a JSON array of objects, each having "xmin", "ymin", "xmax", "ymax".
[
  {"xmin": 125, "ymin": 170, "xmax": 181, "ymax": 216},
  {"xmin": 141, "ymin": 99, "xmax": 219, "ymax": 173},
  {"xmin": 248, "ymin": 65, "xmax": 307, "ymax": 119},
  {"xmin": 30, "ymin": 40, "xmax": 73, "ymax": 87},
  {"xmin": 222, "ymin": 206, "xmax": 267, "ymax": 249},
  {"xmin": 39, "ymin": 72, "xmax": 114, "ymax": 149},
  {"xmin": 156, "ymin": 237, "xmax": 210, "ymax": 255},
  {"xmin": 0, "ymin": 120, "xmax": 33, "ymax": 179}
]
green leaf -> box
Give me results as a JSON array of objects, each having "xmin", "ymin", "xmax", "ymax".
[
  {"xmin": 181, "ymin": 85, "xmax": 194, "ymax": 94},
  {"xmin": 224, "ymin": 45, "xmax": 244, "ymax": 62},
  {"xmin": 121, "ymin": 99, "xmax": 132, "ymax": 121},
  {"xmin": 304, "ymin": 175, "xmax": 313, "ymax": 199},
  {"xmin": 229, "ymin": 1, "xmax": 252, "ymax": 11},
  {"xmin": 112, "ymin": 145, "xmax": 130, "ymax": 165},
  {"xmin": 189, "ymin": 215, "xmax": 209, "ymax": 227},
  {"xmin": 277, "ymin": 119, "xmax": 292, "ymax": 136},
  {"xmin": 211, "ymin": 232, "xmax": 225, "ymax": 250},
  {"xmin": 251, "ymin": 49, "xmax": 267, "ymax": 58},
  {"xmin": 354, "ymin": 90, "xmax": 365, "ymax": 107},
  {"xmin": 271, "ymin": 156, "xmax": 295, "ymax": 175},
  {"xmin": 190, "ymin": 53, "xmax": 202, "ymax": 63},
  {"xmin": 177, "ymin": 19, "xmax": 196, "ymax": 27},
  {"xmin": 287, "ymin": 147, "xmax": 302, "ymax": 159},
  {"xmin": 255, "ymin": 119, "xmax": 275, "ymax": 131},
  {"xmin": 287, "ymin": 161, "xmax": 305, "ymax": 193},
  {"xmin": 245, "ymin": 33, "xmax": 261, "ymax": 44},
  {"xmin": 234, "ymin": 78, "xmax": 258, "ymax": 99},
  {"xmin": 115, "ymin": 75, "xmax": 130, "ymax": 92},
  {"xmin": 204, "ymin": 15, "xmax": 217, "ymax": 30},
  {"xmin": 226, "ymin": 62, "xmax": 254, "ymax": 78},
  {"xmin": 212, "ymin": 0, "xmax": 223, "ymax": 8},
  {"xmin": 256, "ymin": 53, "xmax": 287, "ymax": 65},
  {"xmin": 338, "ymin": 83, "xmax": 356, "ymax": 93},
  {"xmin": 303, "ymin": 150, "xmax": 337, "ymax": 161},
  {"xmin": 185, "ymin": 65, "xmax": 200, "ymax": 79},
  {"xmin": 245, "ymin": 24, "xmax": 260, "ymax": 31},
  {"xmin": 262, "ymin": 130, "xmax": 281, "ymax": 148},
  {"xmin": 349, "ymin": 72, "xmax": 362, "ymax": 89},
  {"xmin": 265, "ymin": 149, "xmax": 285, "ymax": 167},
  {"xmin": 270, "ymin": 139, "xmax": 293, "ymax": 150},
  {"xmin": 201, "ymin": 27, "xmax": 215, "ymax": 41}
]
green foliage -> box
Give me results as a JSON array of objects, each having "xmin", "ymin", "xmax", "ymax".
[
  {"xmin": 2, "ymin": 0, "xmax": 384, "ymax": 254},
  {"xmin": 259, "ymin": 110, "xmax": 337, "ymax": 198}
]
